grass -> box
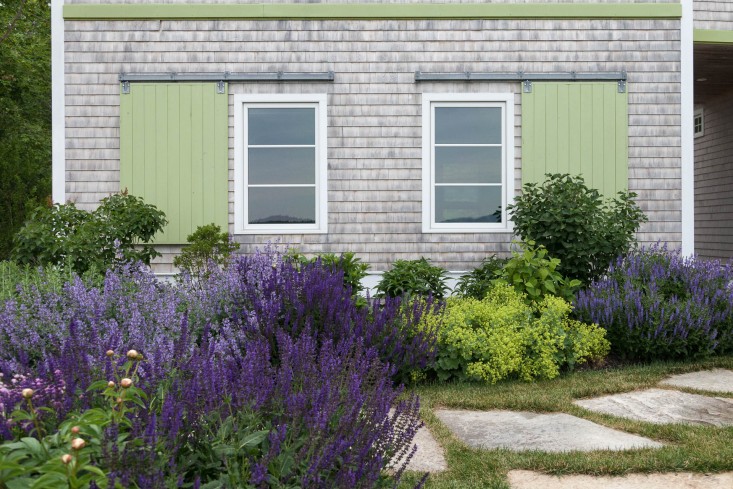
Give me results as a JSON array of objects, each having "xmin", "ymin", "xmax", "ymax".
[{"xmin": 398, "ymin": 355, "xmax": 733, "ymax": 488}]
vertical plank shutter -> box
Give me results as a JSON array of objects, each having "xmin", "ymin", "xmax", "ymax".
[
  {"xmin": 521, "ymin": 82, "xmax": 628, "ymax": 197},
  {"xmin": 120, "ymin": 83, "xmax": 228, "ymax": 244}
]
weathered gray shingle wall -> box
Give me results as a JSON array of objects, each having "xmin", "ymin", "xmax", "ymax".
[
  {"xmin": 694, "ymin": 91, "xmax": 733, "ymax": 260},
  {"xmin": 64, "ymin": 17, "xmax": 682, "ymax": 272},
  {"xmin": 694, "ymin": 0, "xmax": 733, "ymax": 31}
]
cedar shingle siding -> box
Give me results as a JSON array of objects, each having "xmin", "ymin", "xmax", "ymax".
[{"xmin": 63, "ymin": 2, "xmax": 683, "ymax": 272}]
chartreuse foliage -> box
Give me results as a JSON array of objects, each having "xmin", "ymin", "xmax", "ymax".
[
  {"xmin": 508, "ymin": 173, "xmax": 646, "ymax": 284},
  {"xmin": 422, "ymin": 283, "xmax": 609, "ymax": 383},
  {"xmin": 12, "ymin": 192, "xmax": 167, "ymax": 275}
]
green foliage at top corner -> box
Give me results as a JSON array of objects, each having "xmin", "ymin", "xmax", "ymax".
[
  {"xmin": 497, "ymin": 241, "xmax": 581, "ymax": 304},
  {"xmin": 420, "ymin": 283, "xmax": 610, "ymax": 384},
  {"xmin": 173, "ymin": 223, "xmax": 240, "ymax": 281},
  {"xmin": 507, "ymin": 173, "xmax": 647, "ymax": 284},
  {"xmin": 454, "ymin": 255, "xmax": 507, "ymax": 300},
  {"xmin": 11, "ymin": 192, "xmax": 167, "ymax": 275},
  {"xmin": 375, "ymin": 257, "xmax": 448, "ymax": 299}
]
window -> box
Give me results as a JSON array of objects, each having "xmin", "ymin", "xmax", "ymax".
[
  {"xmin": 234, "ymin": 94, "xmax": 328, "ymax": 233},
  {"xmin": 422, "ymin": 93, "xmax": 514, "ymax": 232},
  {"xmin": 694, "ymin": 108, "xmax": 704, "ymax": 138}
]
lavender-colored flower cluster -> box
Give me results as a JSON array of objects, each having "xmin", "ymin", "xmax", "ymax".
[
  {"xmin": 0, "ymin": 245, "xmax": 436, "ymax": 487},
  {"xmin": 574, "ymin": 245, "xmax": 733, "ymax": 360}
]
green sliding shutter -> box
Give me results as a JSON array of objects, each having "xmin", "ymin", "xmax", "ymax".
[
  {"xmin": 521, "ymin": 82, "xmax": 628, "ymax": 197},
  {"xmin": 119, "ymin": 83, "xmax": 228, "ymax": 244}
]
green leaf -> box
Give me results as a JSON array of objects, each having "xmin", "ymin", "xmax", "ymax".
[{"xmin": 239, "ymin": 430, "xmax": 269, "ymax": 450}]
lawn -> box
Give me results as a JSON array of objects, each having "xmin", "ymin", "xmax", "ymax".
[{"xmin": 399, "ymin": 356, "xmax": 733, "ymax": 488}]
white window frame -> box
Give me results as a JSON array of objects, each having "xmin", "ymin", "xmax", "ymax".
[
  {"xmin": 694, "ymin": 107, "xmax": 704, "ymax": 138},
  {"xmin": 421, "ymin": 93, "xmax": 515, "ymax": 233},
  {"xmin": 234, "ymin": 93, "xmax": 328, "ymax": 234}
]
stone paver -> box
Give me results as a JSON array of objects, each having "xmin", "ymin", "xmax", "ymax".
[
  {"xmin": 435, "ymin": 410, "xmax": 663, "ymax": 452},
  {"xmin": 660, "ymin": 369, "xmax": 733, "ymax": 393},
  {"xmin": 574, "ymin": 388, "xmax": 733, "ymax": 426},
  {"xmin": 508, "ymin": 470, "xmax": 733, "ymax": 489},
  {"xmin": 402, "ymin": 425, "xmax": 447, "ymax": 473}
]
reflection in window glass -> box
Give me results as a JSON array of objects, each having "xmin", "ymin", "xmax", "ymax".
[
  {"xmin": 434, "ymin": 107, "xmax": 502, "ymax": 145},
  {"xmin": 432, "ymin": 103, "xmax": 504, "ymax": 226},
  {"xmin": 248, "ymin": 108, "xmax": 315, "ymax": 145},
  {"xmin": 435, "ymin": 147, "xmax": 502, "ymax": 184},
  {"xmin": 245, "ymin": 104, "xmax": 319, "ymax": 228},
  {"xmin": 248, "ymin": 187, "xmax": 316, "ymax": 224},
  {"xmin": 248, "ymin": 148, "xmax": 315, "ymax": 185},
  {"xmin": 435, "ymin": 186, "xmax": 502, "ymax": 223}
]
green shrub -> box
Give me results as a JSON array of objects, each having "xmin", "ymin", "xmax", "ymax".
[
  {"xmin": 507, "ymin": 173, "xmax": 647, "ymax": 284},
  {"xmin": 497, "ymin": 241, "xmax": 581, "ymax": 303},
  {"xmin": 454, "ymin": 256, "xmax": 506, "ymax": 299},
  {"xmin": 285, "ymin": 251, "xmax": 370, "ymax": 295},
  {"xmin": 12, "ymin": 192, "xmax": 167, "ymax": 274},
  {"xmin": 422, "ymin": 283, "xmax": 609, "ymax": 383},
  {"xmin": 173, "ymin": 223, "xmax": 239, "ymax": 281},
  {"xmin": 376, "ymin": 257, "xmax": 448, "ymax": 299}
]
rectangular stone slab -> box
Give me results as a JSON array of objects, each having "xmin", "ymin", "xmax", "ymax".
[
  {"xmin": 574, "ymin": 388, "xmax": 733, "ymax": 426},
  {"xmin": 435, "ymin": 410, "xmax": 663, "ymax": 452},
  {"xmin": 660, "ymin": 369, "xmax": 733, "ymax": 393}
]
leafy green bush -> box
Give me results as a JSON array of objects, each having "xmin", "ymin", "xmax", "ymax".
[
  {"xmin": 497, "ymin": 241, "xmax": 581, "ymax": 303},
  {"xmin": 286, "ymin": 251, "xmax": 370, "ymax": 295},
  {"xmin": 422, "ymin": 283, "xmax": 609, "ymax": 383},
  {"xmin": 376, "ymin": 258, "xmax": 448, "ymax": 299},
  {"xmin": 454, "ymin": 256, "xmax": 506, "ymax": 299},
  {"xmin": 12, "ymin": 192, "xmax": 167, "ymax": 274},
  {"xmin": 507, "ymin": 173, "xmax": 647, "ymax": 284},
  {"xmin": 173, "ymin": 223, "xmax": 239, "ymax": 281}
]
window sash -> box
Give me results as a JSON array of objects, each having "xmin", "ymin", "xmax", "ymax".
[
  {"xmin": 234, "ymin": 95, "xmax": 328, "ymax": 234},
  {"xmin": 428, "ymin": 100, "xmax": 509, "ymax": 230}
]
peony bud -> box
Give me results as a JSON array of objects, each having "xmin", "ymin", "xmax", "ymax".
[
  {"xmin": 116, "ymin": 397, "xmax": 123, "ymax": 404},
  {"xmin": 61, "ymin": 454, "xmax": 73, "ymax": 464},
  {"xmin": 120, "ymin": 378, "xmax": 132, "ymax": 388},
  {"xmin": 107, "ymin": 381, "xmax": 115, "ymax": 388},
  {"xmin": 71, "ymin": 426, "xmax": 80, "ymax": 434},
  {"xmin": 21, "ymin": 388, "xmax": 34, "ymax": 399},
  {"xmin": 70, "ymin": 438, "xmax": 85, "ymax": 450},
  {"xmin": 126, "ymin": 349, "xmax": 139, "ymax": 360},
  {"xmin": 105, "ymin": 350, "xmax": 114, "ymax": 357}
]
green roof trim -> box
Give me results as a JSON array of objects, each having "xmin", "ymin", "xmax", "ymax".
[
  {"xmin": 63, "ymin": 3, "xmax": 682, "ymax": 21},
  {"xmin": 694, "ymin": 29, "xmax": 733, "ymax": 44}
]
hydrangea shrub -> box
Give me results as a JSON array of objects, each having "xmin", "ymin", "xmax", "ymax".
[
  {"xmin": 574, "ymin": 246, "xmax": 733, "ymax": 361},
  {"xmin": 422, "ymin": 283, "xmax": 609, "ymax": 383}
]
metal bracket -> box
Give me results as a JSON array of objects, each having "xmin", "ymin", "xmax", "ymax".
[
  {"xmin": 121, "ymin": 81, "xmax": 130, "ymax": 94},
  {"xmin": 216, "ymin": 80, "xmax": 225, "ymax": 94},
  {"xmin": 523, "ymin": 79, "xmax": 533, "ymax": 93}
]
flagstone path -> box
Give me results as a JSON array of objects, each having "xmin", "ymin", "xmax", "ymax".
[{"xmin": 405, "ymin": 368, "xmax": 733, "ymax": 484}]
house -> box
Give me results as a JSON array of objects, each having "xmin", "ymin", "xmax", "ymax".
[{"xmin": 50, "ymin": 0, "xmax": 731, "ymax": 277}]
